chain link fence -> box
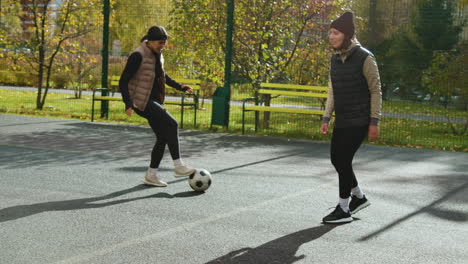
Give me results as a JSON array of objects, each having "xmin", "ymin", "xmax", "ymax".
[{"xmin": 0, "ymin": 0, "xmax": 466, "ymax": 151}]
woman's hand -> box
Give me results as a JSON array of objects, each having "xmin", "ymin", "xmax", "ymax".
[
  {"xmin": 368, "ymin": 125, "xmax": 379, "ymax": 140},
  {"xmin": 182, "ymin": 84, "xmax": 193, "ymax": 93},
  {"xmin": 321, "ymin": 123, "xmax": 329, "ymax": 135},
  {"xmin": 125, "ymin": 107, "xmax": 132, "ymax": 117},
  {"xmin": 125, "ymin": 104, "xmax": 138, "ymax": 117}
]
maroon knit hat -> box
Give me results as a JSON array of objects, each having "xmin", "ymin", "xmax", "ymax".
[{"xmin": 330, "ymin": 11, "xmax": 355, "ymax": 39}]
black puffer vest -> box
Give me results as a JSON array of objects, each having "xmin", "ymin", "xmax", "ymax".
[{"xmin": 330, "ymin": 46, "xmax": 371, "ymax": 128}]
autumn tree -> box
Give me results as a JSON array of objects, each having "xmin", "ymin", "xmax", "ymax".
[
  {"xmin": 0, "ymin": 0, "xmax": 22, "ymax": 45},
  {"xmin": 56, "ymin": 37, "xmax": 101, "ymax": 99},
  {"xmin": 171, "ymin": 0, "xmax": 342, "ymax": 127},
  {"xmin": 110, "ymin": 0, "xmax": 172, "ymax": 55},
  {"xmin": 0, "ymin": 0, "xmax": 23, "ymax": 75},
  {"xmin": 19, "ymin": 0, "xmax": 102, "ymax": 109},
  {"xmin": 375, "ymin": 0, "xmax": 464, "ymax": 97},
  {"xmin": 422, "ymin": 45, "xmax": 467, "ymax": 135},
  {"xmin": 172, "ymin": 0, "xmax": 343, "ymax": 83},
  {"xmin": 169, "ymin": 0, "xmax": 225, "ymax": 83}
]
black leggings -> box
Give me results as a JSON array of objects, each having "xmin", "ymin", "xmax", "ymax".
[
  {"xmin": 135, "ymin": 101, "xmax": 180, "ymax": 168},
  {"xmin": 330, "ymin": 126, "xmax": 368, "ymax": 199}
]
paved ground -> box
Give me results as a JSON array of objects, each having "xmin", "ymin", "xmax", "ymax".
[{"xmin": 0, "ymin": 114, "xmax": 467, "ymax": 264}]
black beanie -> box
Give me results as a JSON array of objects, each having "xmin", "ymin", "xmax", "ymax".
[
  {"xmin": 145, "ymin": 26, "xmax": 169, "ymax": 41},
  {"xmin": 330, "ymin": 11, "xmax": 355, "ymax": 39}
]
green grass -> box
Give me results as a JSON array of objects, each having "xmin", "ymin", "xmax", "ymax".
[
  {"xmin": 383, "ymin": 100, "xmax": 467, "ymax": 119},
  {"xmin": 0, "ymin": 88, "xmax": 466, "ymax": 152},
  {"xmin": 237, "ymin": 111, "xmax": 467, "ymax": 152}
]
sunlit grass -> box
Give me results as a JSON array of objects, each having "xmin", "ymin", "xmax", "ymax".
[{"xmin": 0, "ymin": 88, "xmax": 466, "ymax": 152}]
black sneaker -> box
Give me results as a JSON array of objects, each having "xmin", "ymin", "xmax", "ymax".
[
  {"xmin": 349, "ymin": 195, "xmax": 370, "ymax": 215},
  {"xmin": 322, "ymin": 205, "xmax": 353, "ymax": 224}
]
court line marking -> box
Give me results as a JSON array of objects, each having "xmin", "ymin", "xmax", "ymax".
[{"xmin": 53, "ymin": 181, "xmax": 333, "ymax": 264}]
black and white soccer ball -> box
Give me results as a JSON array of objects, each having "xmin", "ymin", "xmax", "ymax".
[{"xmin": 188, "ymin": 169, "xmax": 212, "ymax": 192}]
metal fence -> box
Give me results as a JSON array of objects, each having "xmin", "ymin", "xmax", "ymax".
[{"xmin": 0, "ymin": 0, "xmax": 466, "ymax": 151}]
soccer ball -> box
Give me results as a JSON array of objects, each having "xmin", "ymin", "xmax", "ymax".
[{"xmin": 188, "ymin": 169, "xmax": 212, "ymax": 192}]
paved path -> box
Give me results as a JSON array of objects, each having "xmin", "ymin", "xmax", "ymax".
[{"xmin": 1, "ymin": 114, "xmax": 467, "ymax": 264}]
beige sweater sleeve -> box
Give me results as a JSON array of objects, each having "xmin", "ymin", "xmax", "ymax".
[
  {"xmin": 322, "ymin": 74, "xmax": 334, "ymax": 124},
  {"xmin": 363, "ymin": 55, "xmax": 382, "ymax": 125}
]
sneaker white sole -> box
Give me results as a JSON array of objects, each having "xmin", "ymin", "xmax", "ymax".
[
  {"xmin": 350, "ymin": 201, "xmax": 370, "ymax": 215},
  {"xmin": 174, "ymin": 170, "xmax": 196, "ymax": 178},
  {"xmin": 323, "ymin": 216, "xmax": 353, "ymax": 224},
  {"xmin": 143, "ymin": 180, "xmax": 167, "ymax": 187}
]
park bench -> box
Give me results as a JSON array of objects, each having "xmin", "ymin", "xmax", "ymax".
[
  {"xmin": 241, "ymin": 82, "xmax": 328, "ymax": 134},
  {"xmin": 91, "ymin": 77, "xmax": 200, "ymax": 128},
  {"xmin": 109, "ymin": 75, "xmax": 120, "ymax": 96}
]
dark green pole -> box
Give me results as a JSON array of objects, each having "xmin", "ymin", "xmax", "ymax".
[
  {"xmin": 223, "ymin": 0, "xmax": 234, "ymax": 127},
  {"xmin": 210, "ymin": 0, "xmax": 235, "ymax": 128},
  {"xmin": 101, "ymin": 0, "xmax": 110, "ymax": 118},
  {"xmin": 224, "ymin": 0, "xmax": 234, "ymax": 96},
  {"xmin": 367, "ymin": 0, "xmax": 377, "ymax": 50}
]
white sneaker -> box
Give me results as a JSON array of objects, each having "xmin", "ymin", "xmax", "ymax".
[
  {"xmin": 174, "ymin": 164, "xmax": 196, "ymax": 178},
  {"xmin": 144, "ymin": 170, "xmax": 167, "ymax": 187}
]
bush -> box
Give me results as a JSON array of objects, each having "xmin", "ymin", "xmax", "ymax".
[
  {"xmin": 0, "ymin": 71, "xmax": 35, "ymax": 86},
  {"xmin": 52, "ymin": 72, "xmax": 69, "ymax": 89}
]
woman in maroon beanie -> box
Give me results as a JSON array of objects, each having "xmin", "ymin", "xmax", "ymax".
[{"xmin": 321, "ymin": 12, "xmax": 382, "ymax": 224}]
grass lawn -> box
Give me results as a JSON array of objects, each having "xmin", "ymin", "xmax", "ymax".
[{"xmin": 0, "ymin": 88, "xmax": 466, "ymax": 152}]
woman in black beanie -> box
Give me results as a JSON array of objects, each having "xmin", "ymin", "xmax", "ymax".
[
  {"xmin": 321, "ymin": 12, "xmax": 382, "ymax": 223},
  {"xmin": 119, "ymin": 26, "xmax": 196, "ymax": 187}
]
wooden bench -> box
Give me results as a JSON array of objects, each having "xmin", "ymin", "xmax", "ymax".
[
  {"xmin": 109, "ymin": 75, "xmax": 120, "ymax": 96},
  {"xmin": 241, "ymin": 83, "xmax": 328, "ymax": 134},
  {"xmin": 91, "ymin": 77, "xmax": 200, "ymax": 128}
]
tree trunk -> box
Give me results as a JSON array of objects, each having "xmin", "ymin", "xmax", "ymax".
[
  {"xmin": 36, "ymin": 48, "xmax": 45, "ymax": 110},
  {"xmin": 77, "ymin": 76, "xmax": 83, "ymax": 99},
  {"xmin": 40, "ymin": 60, "xmax": 55, "ymax": 109}
]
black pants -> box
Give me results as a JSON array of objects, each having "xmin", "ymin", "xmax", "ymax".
[
  {"xmin": 330, "ymin": 125, "xmax": 368, "ymax": 199},
  {"xmin": 135, "ymin": 101, "xmax": 180, "ymax": 168}
]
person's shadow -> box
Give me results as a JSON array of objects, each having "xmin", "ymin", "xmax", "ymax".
[
  {"xmin": 0, "ymin": 185, "xmax": 202, "ymax": 223},
  {"xmin": 206, "ymin": 225, "xmax": 338, "ymax": 264}
]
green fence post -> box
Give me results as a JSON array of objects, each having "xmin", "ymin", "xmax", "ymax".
[
  {"xmin": 211, "ymin": 0, "xmax": 234, "ymax": 128},
  {"xmin": 101, "ymin": 0, "xmax": 110, "ymax": 118},
  {"xmin": 367, "ymin": 0, "xmax": 377, "ymax": 50},
  {"xmin": 224, "ymin": 0, "xmax": 234, "ymax": 93}
]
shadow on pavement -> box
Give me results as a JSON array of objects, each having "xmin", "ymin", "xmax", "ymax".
[
  {"xmin": 0, "ymin": 184, "xmax": 203, "ymax": 223},
  {"xmin": 0, "ymin": 121, "xmax": 324, "ymax": 169},
  {"xmin": 359, "ymin": 176, "xmax": 468, "ymax": 241},
  {"xmin": 119, "ymin": 166, "xmax": 172, "ymax": 173},
  {"xmin": 206, "ymin": 225, "xmax": 337, "ymax": 264}
]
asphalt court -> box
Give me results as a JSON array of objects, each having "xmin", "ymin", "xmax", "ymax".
[{"xmin": 1, "ymin": 114, "xmax": 467, "ymax": 264}]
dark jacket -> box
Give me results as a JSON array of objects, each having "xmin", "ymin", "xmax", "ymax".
[
  {"xmin": 323, "ymin": 42, "xmax": 382, "ymax": 127},
  {"xmin": 330, "ymin": 46, "xmax": 371, "ymax": 128}
]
